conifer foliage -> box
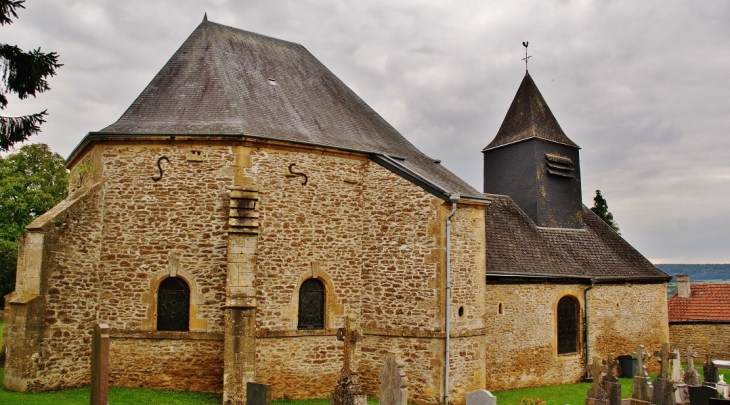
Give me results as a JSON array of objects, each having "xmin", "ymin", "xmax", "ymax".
[
  {"xmin": 0, "ymin": 0, "xmax": 62, "ymax": 151},
  {"xmin": 591, "ymin": 189, "xmax": 620, "ymax": 234}
]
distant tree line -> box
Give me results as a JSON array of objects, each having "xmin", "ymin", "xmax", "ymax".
[{"xmin": 656, "ymin": 264, "xmax": 730, "ymax": 282}]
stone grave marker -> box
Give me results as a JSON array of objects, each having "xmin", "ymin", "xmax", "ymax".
[
  {"xmin": 466, "ymin": 390, "xmax": 496, "ymax": 405},
  {"xmin": 652, "ymin": 343, "xmax": 678, "ymax": 405},
  {"xmin": 586, "ymin": 356, "xmax": 610, "ymax": 405},
  {"xmin": 90, "ymin": 323, "xmax": 110, "ymax": 405},
  {"xmin": 683, "ymin": 348, "xmax": 701, "ymax": 386},
  {"xmin": 673, "ymin": 349, "xmax": 690, "ymax": 405},
  {"xmin": 602, "ymin": 353, "xmax": 622, "ymax": 405},
  {"xmin": 331, "ymin": 316, "xmax": 366, "ymax": 405},
  {"xmin": 379, "ymin": 352, "xmax": 408, "ymax": 405},
  {"xmin": 246, "ymin": 382, "xmax": 271, "ymax": 405},
  {"xmin": 630, "ymin": 345, "xmax": 653, "ymax": 405},
  {"xmin": 673, "ymin": 349, "xmax": 684, "ymax": 383},
  {"xmin": 703, "ymin": 355, "xmax": 719, "ymax": 384}
]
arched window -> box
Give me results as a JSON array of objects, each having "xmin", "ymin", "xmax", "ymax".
[
  {"xmin": 157, "ymin": 277, "xmax": 190, "ymax": 331},
  {"xmin": 298, "ymin": 278, "xmax": 325, "ymax": 330},
  {"xmin": 557, "ymin": 296, "xmax": 579, "ymax": 354}
]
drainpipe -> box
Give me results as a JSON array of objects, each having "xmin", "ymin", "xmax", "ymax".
[
  {"xmin": 444, "ymin": 193, "xmax": 459, "ymax": 405},
  {"xmin": 584, "ymin": 278, "xmax": 595, "ymax": 379}
]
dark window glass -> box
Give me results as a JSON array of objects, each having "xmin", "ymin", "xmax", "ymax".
[
  {"xmin": 298, "ymin": 278, "xmax": 325, "ymax": 330},
  {"xmin": 157, "ymin": 277, "xmax": 190, "ymax": 331},
  {"xmin": 557, "ymin": 296, "xmax": 578, "ymax": 354}
]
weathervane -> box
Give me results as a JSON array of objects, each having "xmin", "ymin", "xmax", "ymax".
[{"xmin": 522, "ymin": 41, "xmax": 531, "ymax": 72}]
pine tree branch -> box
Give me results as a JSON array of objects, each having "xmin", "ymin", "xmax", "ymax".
[
  {"xmin": 0, "ymin": 44, "xmax": 62, "ymax": 107},
  {"xmin": 0, "ymin": 0, "xmax": 24, "ymax": 26},
  {"xmin": 0, "ymin": 110, "xmax": 46, "ymax": 151}
]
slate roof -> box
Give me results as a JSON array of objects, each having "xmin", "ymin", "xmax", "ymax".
[
  {"xmin": 485, "ymin": 195, "xmax": 670, "ymax": 282},
  {"xmin": 90, "ymin": 18, "xmax": 481, "ymax": 199},
  {"xmin": 483, "ymin": 72, "xmax": 579, "ymax": 151},
  {"xmin": 668, "ymin": 284, "xmax": 730, "ymax": 322}
]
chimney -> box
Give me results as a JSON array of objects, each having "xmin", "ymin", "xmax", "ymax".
[{"xmin": 677, "ymin": 274, "xmax": 691, "ymax": 298}]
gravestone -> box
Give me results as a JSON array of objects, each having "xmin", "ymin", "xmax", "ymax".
[
  {"xmin": 652, "ymin": 343, "xmax": 678, "ymax": 405},
  {"xmin": 379, "ymin": 353, "xmax": 408, "ymax": 405},
  {"xmin": 602, "ymin": 353, "xmax": 622, "ymax": 405},
  {"xmin": 466, "ymin": 390, "xmax": 497, "ymax": 405},
  {"xmin": 703, "ymin": 355, "xmax": 719, "ymax": 384},
  {"xmin": 246, "ymin": 382, "xmax": 271, "ymax": 405},
  {"xmin": 673, "ymin": 349, "xmax": 685, "ymax": 383},
  {"xmin": 688, "ymin": 385, "xmax": 717, "ymax": 405},
  {"xmin": 674, "ymin": 349, "xmax": 690, "ymax": 405},
  {"xmin": 331, "ymin": 316, "xmax": 366, "ymax": 405},
  {"xmin": 683, "ymin": 348, "xmax": 701, "ymax": 386},
  {"xmin": 90, "ymin": 323, "xmax": 110, "ymax": 405},
  {"xmin": 716, "ymin": 376, "xmax": 729, "ymax": 399},
  {"xmin": 586, "ymin": 356, "xmax": 610, "ymax": 405},
  {"xmin": 630, "ymin": 345, "xmax": 653, "ymax": 405}
]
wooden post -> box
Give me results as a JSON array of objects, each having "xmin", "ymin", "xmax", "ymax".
[{"xmin": 90, "ymin": 323, "xmax": 110, "ymax": 405}]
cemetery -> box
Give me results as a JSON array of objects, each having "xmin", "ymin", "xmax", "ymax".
[{"xmin": 4, "ymin": 310, "xmax": 730, "ymax": 405}]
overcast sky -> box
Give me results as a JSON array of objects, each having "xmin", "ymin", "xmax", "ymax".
[{"xmin": 3, "ymin": 0, "xmax": 729, "ymax": 263}]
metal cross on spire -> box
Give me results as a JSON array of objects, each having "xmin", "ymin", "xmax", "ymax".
[{"xmin": 522, "ymin": 41, "xmax": 532, "ymax": 72}]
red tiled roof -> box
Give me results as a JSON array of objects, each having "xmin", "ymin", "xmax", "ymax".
[{"xmin": 668, "ymin": 283, "xmax": 730, "ymax": 322}]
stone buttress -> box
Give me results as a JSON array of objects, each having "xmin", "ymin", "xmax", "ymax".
[{"xmin": 223, "ymin": 147, "xmax": 260, "ymax": 405}]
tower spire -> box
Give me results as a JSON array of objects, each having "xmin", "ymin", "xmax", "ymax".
[
  {"xmin": 203, "ymin": 12, "xmax": 208, "ymax": 22},
  {"xmin": 521, "ymin": 41, "xmax": 531, "ymax": 72}
]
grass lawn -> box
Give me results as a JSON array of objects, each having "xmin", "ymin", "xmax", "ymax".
[{"xmin": 492, "ymin": 377, "xmax": 635, "ymax": 405}]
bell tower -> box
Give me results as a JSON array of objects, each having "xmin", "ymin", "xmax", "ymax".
[{"xmin": 483, "ymin": 72, "xmax": 583, "ymax": 228}]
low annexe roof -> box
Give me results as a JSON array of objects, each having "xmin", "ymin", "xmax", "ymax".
[
  {"xmin": 484, "ymin": 195, "xmax": 670, "ymax": 283},
  {"xmin": 66, "ymin": 18, "xmax": 482, "ymax": 201},
  {"xmin": 668, "ymin": 284, "xmax": 730, "ymax": 323}
]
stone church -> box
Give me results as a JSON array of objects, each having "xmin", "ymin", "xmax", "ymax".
[{"xmin": 2, "ymin": 17, "xmax": 670, "ymax": 404}]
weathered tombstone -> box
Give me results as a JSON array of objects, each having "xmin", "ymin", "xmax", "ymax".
[
  {"xmin": 379, "ymin": 352, "xmax": 408, "ymax": 405},
  {"xmin": 683, "ymin": 348, "xmax": 701, "ymax": 387},
  {"xmin": 586, "ymin": 356, "xmax": 610, "ymax": 405},
  {"xmin": 466, "ymin": 389, "xmax": 497, "ymax": 405},
  {"xmin": 603, "ymin": 353, "xmax": 622, "ymax": 405},
  {"xmin": 331, "ymin": 316, "xmax": 366, "ymax": 405},
  {"xmin": 90, "ymin": 323, "xmax": 110, "ymax": 405},
  {"xmin": 630, "ymin": 345, "xmax": 653, "ymax": 405},
  {"xmin": 673, "ymin": 349, "xmax": 691, "ymax": 405},
  {"xmin": 673, "ymin": 349, "xmax": 685, "ymax": 383},
  {"xmin": 716, "ymin": 375, "xmax": 729, "ymax": 399},
  {"xmin": 703, "ymin": 355, "xmax": 719, "ymax": 385},
  {"xmin": 652, "ymin": 343, "xmax": 678, "ymax": 405},
  {"xmin": 246, "ymin": 382, "xmax": 271, "ymax": 405}
]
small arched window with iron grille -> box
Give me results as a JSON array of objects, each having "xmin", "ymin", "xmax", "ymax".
[
  {"xmin": 157, "ymin": 277, "xmax": 190, "ymax": 331},
  {"xmin": 557, "ymin": 296, "xmax": 579, "ymax": 354},
  {"xmin": 298, "ymin": 278, "xmax": 325, "ymax": 330}
]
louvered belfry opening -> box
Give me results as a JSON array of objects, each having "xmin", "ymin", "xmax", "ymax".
[
  {"xmin": 157, "ymin": 277, "xmax": 191, "ymax": 331},
  {"xmin": 557, "ymin": 296, "xmax": 579, "ymax": 354},
  {"xmin": 298, "ymin": 278, "xmax": 325, "ymax": 330}
]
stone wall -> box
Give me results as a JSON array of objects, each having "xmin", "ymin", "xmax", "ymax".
[
  {"xmin": 109, "ymin": 334, "xmax": 224, "ymax": 392},
  {"xmin": 5, "ymin": 140, "xmax": 487, "ymax": 404},
  {"xmin": 588, "ymin": 283, "xmax": 668, "ymax": 373},
  {"xmin": 483, "ymin": 282, "xmax": 667, "ymax": 390},
  {"xmin": 670, "ymin": 323, "xmax": 730, "ymax": 360},
  {"xmin": 3, "ymin": 182, "xmax": 104, "ymax": 391}
]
